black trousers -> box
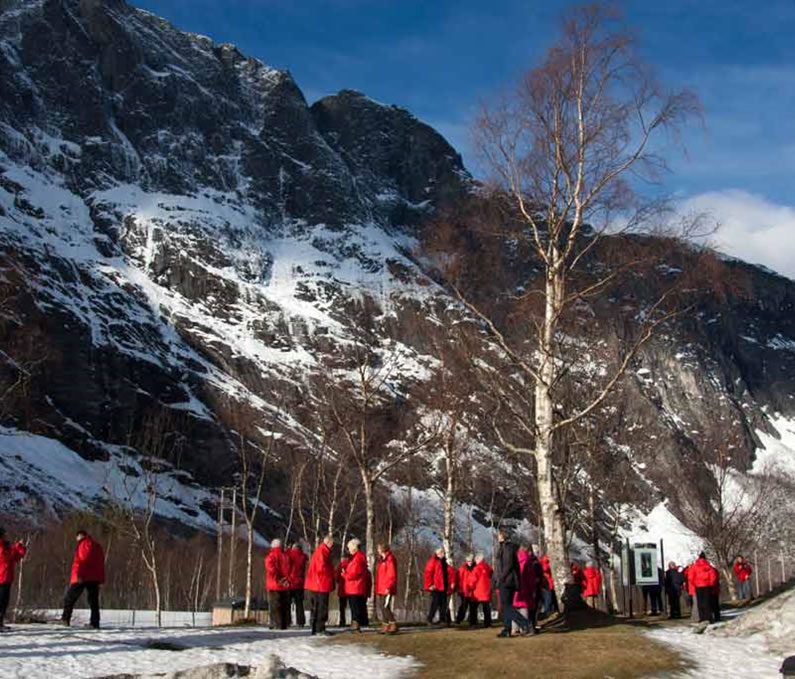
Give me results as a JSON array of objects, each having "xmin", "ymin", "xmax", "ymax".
[
  {"xmin": 695, "ymin": 587, "xmax": 714, "ymax": 623},
  {"xmin": 338, "ymin": 596, "xmax": 348, "ymax": 626},
  {"xmin": 348, "ymin": 594, "xmax": 368, "ymax": 626},
  {"xmin": 290, "ymin": 588, "xmax": 306, "ymax": 626},
  {"xmin": 62, "ymin": 581, "xmax": 101, "ymax": 628},
  {"xmin": 309, "ymin": 591, "xmax": 329, "ymax": 634},
  {"xmin": 499, "ymin": 586, "xmax": 528, "ymax": 633},
  {"xmin": 710, "ymin": 592, "xmax": 721, "ymax": 622},
  {"xmin": 268, "ymin": 590, "xmax": 290, "ymax": 630},
  {"xmin": 667, "ymin": 590, "xmax": 681, "ymax": 618},
  {"xmin": 476, "ymin": 601, "xmax": 492, "ymax": 626},
  {"xmin": 427, "ymin": 590, "xmax": 447, "ymax": 623},
  {"xmin": 456, "ymin": 595, "xmax": 477, "ymax": 625},
  {"xmin": 0, "ymin": 583, "xmax": 11, "ymax": 625}
]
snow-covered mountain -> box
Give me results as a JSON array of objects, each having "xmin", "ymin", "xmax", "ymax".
[{"xmin": 1, "ymin": 0, "xmax": 794, "ymax": 545}]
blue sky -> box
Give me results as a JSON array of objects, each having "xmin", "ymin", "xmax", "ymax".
[{"xmin": 134, "ymin": 0, "xmax": 795, "ymax": 277}]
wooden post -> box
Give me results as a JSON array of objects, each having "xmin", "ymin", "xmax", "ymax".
[
  {"xmin": 216, "ymin": 487, "xmax": 225, "ymax": 602},
  {"xmin": 229, "ymin": 485, "xmax": 237, "ymax": 597},
  {"xmin": 659, "ymin": 539, "xmax": 666, "ymax": 616},
  {"xmin": 754, "ymin": 549, "xmax": 760, "ymax": 598}
]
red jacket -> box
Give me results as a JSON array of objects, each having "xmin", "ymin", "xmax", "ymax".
[
  {"xmin": 336, "ymin": 558, "xmax": 349, "ymax": 598},
  {"xmin": 690, "ymin": 558, "xmax": 718, "ymax": 588},
  {"xmin": 424, "ymin": 555, "xmax": 447, "ymax": 591},
  {"xmin": 305, "ymin": 543, "xmax": 335, "ymax": 593},
  {"xmin": 446, "ymin": 565, "xmax": 457, "ymax": 595},
  {"xmin": 343, "ymin": 550, "xmax": 369, "ymax": 597},
  {"xmin": 683, "ymin": 566, "xmax": 695, "ymax": 596},
  {"xmin": 70, "ymin": 535, "xmax": 105, "ymax": 585},
  {"xmin": 287, "ymin": 547, "xmax": 307, "ymax": 589},
  {"xmin": 733, "ymin": 562, "xmax": 752, "ymax": 582},
  {"xmin": 471, "ymin": 561, "xmax": 493, "ymax": 602},
  {"xmin": 582, "ymin": 566, "xmax": 602, "ymax": 598},
  {"xmin": 375, "ymin": 550, "xmax": 397, "ymax": 596},
  {"xmin": 0, "ymin": 540, "xmax": 26, "ymax": 585},
  {"xmin": 541, "ymin": 555, "xmax": 554, "ymax": 591},
  {"xmin": 458, "ymin": 562, "xmax": 476, "ymax": 597},
  {"xmin": 265, "ymin": 546, "xmax": 292, "ymax": 592}
]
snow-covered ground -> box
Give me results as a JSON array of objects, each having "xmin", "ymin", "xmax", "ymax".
[
  {"xmin": 647, "ymin": 586, "xmax": 795, "ymax": 678},
  {"xmin": 0, "ymin": 625, "xmax": 418, "ymax": 678}
]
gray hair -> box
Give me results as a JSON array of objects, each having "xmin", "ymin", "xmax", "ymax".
[
  {"xmin": 271, "ymin": 538, "xmax": 282, "ymax": 549},
  {"xmin": 347, "ymin": 538, "xmax": 361, "ymax": 552},
  {"xmin": 475, "ymin": 553, "xmax": 485, "ymax": 563},
  {"xmin": 465, "ymin": 553, "xmax": 474, "ymax": 562}
]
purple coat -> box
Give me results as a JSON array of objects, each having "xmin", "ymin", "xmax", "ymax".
[{"xmin": 513, "ymin": 548, "xmax": 537, "ymax": 609}]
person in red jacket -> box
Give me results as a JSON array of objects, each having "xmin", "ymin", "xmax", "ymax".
[
  {"xmin": 540, "ymin": 554, "xmax": 559, "ymax": 618},
  {"xmin": 424, "ymin": 547, "xmax": 450, "ymax": 625},
  {"xmin": 305, "ymin": 535, "xmax": 335, "ymax": 636},
  {"xmin": 733, "ymin": 555, "xmax": 753, "ymax": 601},
  {"xmin": 455, "ymin": 554, "xmax": 477, "ymax": 625},
  {"xmin": 375, "ymin": 543, "xmax": 398, "ymax": 634},
  {"xmin": 343, "ymin": 539, "xmax": 369, "ymax": 631},
  {"xmin": 287, "ymin": 542, "xmax": 307, "ymax": 627},
  {"xmin": 0, "ymin": 527, "xmax": 26, "ymax": 630},
  {"xmin": 265, "ymin": 539, "xmax": 292, "ymax": 630},
  {"xmin": 470, "ymin": 553, "xmax": 493, "ymax": 627},
  {"xmin": 582, "ymin": 562, "xmax": 602, "ymax": 608},
  {"xmin": 336, "ymin": 556, "xmax": 350, "ymax": 627},
  {"xmin": 61, "ymin": 530, "xmax": 105, "ymax": 629},
  {"xmin": 690, "ymin": 552, "xmax": 719, "ymax": 623}
]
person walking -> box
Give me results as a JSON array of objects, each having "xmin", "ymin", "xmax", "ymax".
[
  {"xmin": 287, "ymin": 542, "xmax": 307, "ymax": 627},
  {"xmin": 61, "ymin": 530, "xmax": 105, "ymax": 629},
  {"xmin": 424, "ymin": 547, "xmax": 449, "ymax": 625},
  {"xmin": 336, "ymin": 555, "xmax": 350, "ymax": 627},
  {"xmin": 470, "ymin": 554, "xmax": 493, "ymax": 627},
  {"xmin": 733, "ymin": 555, "xmax": 753, "ymax": 601},
  {"xmin": 512, "ymin": 543, "xmax": 537, "ymax": 635},
  {"xmin": 691, "ymin": 552, "xmax": 719, "ymax": 623},
  {"xmin": 305, "ymin": 535, "xmax": 335, "ymax": 636},
  {"xmin": 342, "ymin": 539, "xmax": 369, "ymax": 631},
  {"xmin": 0, "ymin": 527, "xmax": 26, "ymax": 631},
  {"xmin": 664, "ymin": 561, "xmax": 684, "ymax": 619},
  {"xmin": 265, "ymin": 539, "xmax": 292, "ymax": 630},
  {"xmin": 375, "ymin": 543, "xmax": 398, "ymax": 634},
  {"xmin": 582, "ymin": 562, "xmax": 602, "ymax": 609},
  {"xmin": 455, "ymin": 554, "xmax": 477, "ymax": 625},
  {"xmin": 494, "ymin": 529, "xmax": 529, "ymax": 637}
]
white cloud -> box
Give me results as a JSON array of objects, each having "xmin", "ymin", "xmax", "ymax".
[{"xmin": 679, "ymin": 189, "xmax": 795, "ymax": 280}]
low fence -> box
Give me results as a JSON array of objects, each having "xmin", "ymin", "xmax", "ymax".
[{"xmin": 37, "ymin": 609, "xmax": 212, "ymax": 627}]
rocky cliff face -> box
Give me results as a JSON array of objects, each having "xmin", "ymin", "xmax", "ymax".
[{"xmin": 0, "ymin": 0, "xmax": 793, "ymax": 544}]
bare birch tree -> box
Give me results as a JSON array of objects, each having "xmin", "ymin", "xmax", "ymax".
[{"xmin": 426, "ymin": 4, "xmax": 704, "ymax": 606}]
